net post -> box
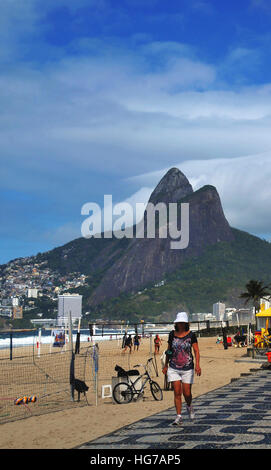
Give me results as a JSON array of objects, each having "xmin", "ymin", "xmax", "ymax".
[
  {"xmin": 49, "ymin": 328, "xmax": 53, "ymax": 354},
  {"xmin": 92, "ymin": 323, "xmax": 96, "ymax": 345},
  {"xmin": 96, "ymin": 347, "xmax": 98, "ymax": 407},
  {"xmin": 69, "ymin": 311, "xmax": 74, "ymax": 401},
  {"xmin": 38, "ymin": 328, "xmax": 41, "ymax": 358},
  {"xmin": 69, "ymin": 311, "xmax": 73, "ymax": 353},
  {"xmin": 9, "ymin": 332, "xmax": 13, "ymax": 361},
  {"xmin": 93, "ymin": 343, "xmax": 99, "ymax": 406},
  {"xmin": 75, "ymin": 317, "xmax": 81, "ymax": 354}
]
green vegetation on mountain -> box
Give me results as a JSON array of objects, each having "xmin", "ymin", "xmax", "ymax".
[
  {"xmin": 35, "ymin": 236, "xmax": 131, "ymax": 275},
  {"xmin": 84, "ymin": 228, "xmax": 271, "ymax": 322}
]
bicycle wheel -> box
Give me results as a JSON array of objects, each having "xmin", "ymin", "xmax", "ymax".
[
  {"xmin": 150, "ymin": 381, "xmax": 163, "ymax": 401},
  {"xmin": 113, "ymin": 382, "xmax": 133, "ymax": 404}
]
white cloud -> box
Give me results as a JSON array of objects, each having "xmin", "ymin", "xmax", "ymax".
[
  {"xmin": 82, "ymin": 150, "xmax": 271, "ymax": 239},
  {"xmin": 128, "ymin": 152, "xmax": 271, "ymax": 236},
  {"xmin": 2, "ymin": 46, "xmax": 271, "ymax": 192},
  {"xmin": 1, "ymin": 3, "xmax": 271, "ymax": 248}
]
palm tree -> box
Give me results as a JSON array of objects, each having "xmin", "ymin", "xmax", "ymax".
[{"xmin": 240, "ymin": 280, "xmax": 271, "ymax": 322}]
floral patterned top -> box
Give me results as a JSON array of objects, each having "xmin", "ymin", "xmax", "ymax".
[{"xmin": 169, "ymin": 331, "xmax": 197, "ymax": 371}]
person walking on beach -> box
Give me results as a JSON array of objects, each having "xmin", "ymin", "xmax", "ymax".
[
  {"xmin": 222, "ymin": 327, "xmax": 228, "ymax": 350},
  {"xmin": 154, "ymin": 334, "xmax": 162, "ymax": 355},
  {"xmin": 133, "ymin": 334, "xmax": 140, "ymax": 351},
  {"xmin": 162, "ymin": 312, "xmax": 201, "ymax": 426},
  {"xmin": 123, "ymin": 334, "xmax": 133, "ymax": 354}
]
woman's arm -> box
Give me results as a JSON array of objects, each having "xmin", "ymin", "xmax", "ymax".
[
  {"xmin": 162, "ymin": 355, "xmax": 169, "ymax": 374},
  {"xmin": 162, "ymin": 348, "xmax": 171, "ymax": 374},
  {"xmin": 192, "ymin": 342, "xmax": 201, "ymax": 376}
]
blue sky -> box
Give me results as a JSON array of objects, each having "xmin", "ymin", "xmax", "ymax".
[{"xmin": 1, "ymin": 0, "xmax": 271, "ymax": 264}]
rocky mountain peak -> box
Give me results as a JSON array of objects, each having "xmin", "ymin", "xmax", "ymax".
[{"xmin": 148, "ymin": 167, "xmax": 193, "ymax": 205}]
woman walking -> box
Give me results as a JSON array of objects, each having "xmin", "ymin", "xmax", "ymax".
[
  {"xmin": 154, "ymin": 334, "xmax": 162, "ymax": 355},
  {"xmin": 162, "ymin": 312, "xmax": 201, "ymax": 426}
]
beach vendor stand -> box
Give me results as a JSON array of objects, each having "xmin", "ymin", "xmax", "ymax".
[{"xmin": 248, "ymin": 304, "xmax": 271, "ymax": 356}]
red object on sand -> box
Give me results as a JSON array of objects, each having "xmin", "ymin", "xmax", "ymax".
[{"xmin": 265, "ymin": 352, "xmax": 271, "ymax": 363}]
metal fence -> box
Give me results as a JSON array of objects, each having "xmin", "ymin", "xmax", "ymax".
[{"xmin": 0, "ymin": 332, "xmax": 95, "ymax": 424}]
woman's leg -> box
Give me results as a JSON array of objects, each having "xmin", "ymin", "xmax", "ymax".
[
  {"xmin": 182, "ymin": 383, "xmax": 192, "ymax": 406},
  {"xmin": 172, "ymin": 380, "xmax": 183, "ymax": 415}
]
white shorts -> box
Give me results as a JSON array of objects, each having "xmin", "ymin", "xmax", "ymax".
[{"xmin": 167, "ymin": 366, "xmax": 194, "ymax": 384}]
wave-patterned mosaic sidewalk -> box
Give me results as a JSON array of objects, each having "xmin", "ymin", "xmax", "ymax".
[{"xmin": 79, "ymin": 369, "xmax": 271, "ymax": 449}]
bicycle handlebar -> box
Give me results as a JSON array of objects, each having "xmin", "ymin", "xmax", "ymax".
[{"xmin": 133, "ymin": 358, "xmax": 153, "ymax": 369}]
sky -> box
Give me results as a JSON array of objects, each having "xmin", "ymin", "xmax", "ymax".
[{"xmin": 1, "ymin": 0, "xmax": 271, "ymax": 264}]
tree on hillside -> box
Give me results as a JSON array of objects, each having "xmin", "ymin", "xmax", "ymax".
[{"xmin": 240, "ymin": 280, "xmax": 271, "ymax": 321}]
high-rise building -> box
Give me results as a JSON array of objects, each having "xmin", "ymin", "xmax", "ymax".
[
  {"xmin": 213, "ymin": 301, "xmax": 226, "ymax": 321},
  {"xmin": 260, "ymin": 297, "xmax": 271, "ymax": 310},
  {"xmin": 57, "ymin": 294, "xmax": 82, "ymax": 326}
]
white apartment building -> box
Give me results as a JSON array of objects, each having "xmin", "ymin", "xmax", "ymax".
[
  {"xmin": 27, "ymin": 288, "xmax": 38, "ymax": 298},
  {"xmin": 11, "ymin": 297, "xmax": 19, "ymax": 306},
  {"xmin": 213, "ymin": 301, "xmax": 226, "ymax": 321},
  {"xmin": 57, "ymin": 294, "xmax": 82, "ymax": 326}
]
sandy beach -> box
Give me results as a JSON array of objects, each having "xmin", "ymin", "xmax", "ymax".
[{"xmin": 0, "ymin": 335, "xmax": 260, "ymax": 449}]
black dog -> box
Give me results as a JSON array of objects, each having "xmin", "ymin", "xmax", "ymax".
[{"xmin": 71, "ymin": 378, "xmax": 89, "ymax": 402}]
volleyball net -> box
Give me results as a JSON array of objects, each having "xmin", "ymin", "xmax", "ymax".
[{"xmin": 0, "ymin": 329, "xmax": 160, "ymax": 425}]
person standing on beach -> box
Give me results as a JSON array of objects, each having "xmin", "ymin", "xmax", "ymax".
[
  {"xmin": 222, "ymin": 327, "xmax": 228, "ymax": 350},
  {"xmin": 162, "ymin": 312, "xmax": 201, "ymax": 426},
  {"xmin": 154, "ymin": 334, "xmax": 162, "ymax": 355}
]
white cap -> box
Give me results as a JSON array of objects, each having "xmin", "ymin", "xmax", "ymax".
[{"xmin": 174, "ymin": 312, "xmax": 189, "ymax": 323}]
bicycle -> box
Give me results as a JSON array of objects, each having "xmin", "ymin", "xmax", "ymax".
[{"xmin": 113, "ymin": 358, "xmax": 163, "ymax": 404}]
